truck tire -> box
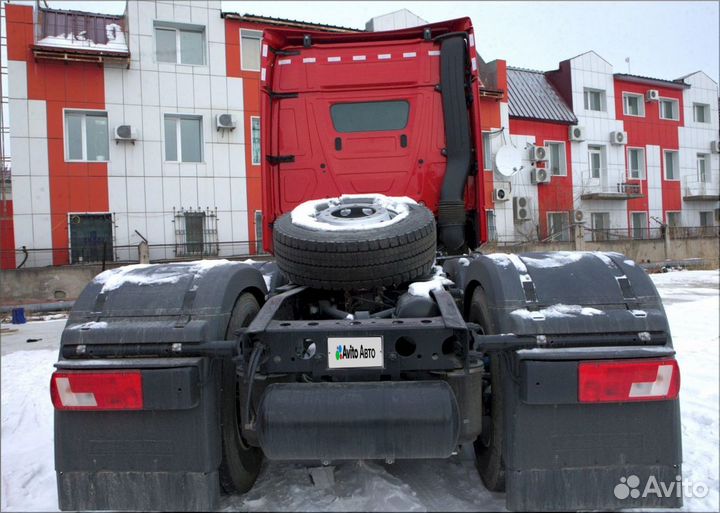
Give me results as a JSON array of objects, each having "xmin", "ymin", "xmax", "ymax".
[
  {"xmin": 469, "ymin": 286, "xmax": 506, "ymax": 492},
  {"xmin": 273, "ymin": 197, "xmax": 437, "ymax": 290},
  {"xmin": 219, "ymin": 293, "xmax": 263, "ymax": 494}
]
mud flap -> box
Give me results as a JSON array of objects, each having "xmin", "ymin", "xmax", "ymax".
[
  {"xmin": 54, "ymin": 261, "xmax": 268, "ymax": 511},
  {"xmin": 456, "ymin": 251, "xmax": 683, "ymax": 511}
]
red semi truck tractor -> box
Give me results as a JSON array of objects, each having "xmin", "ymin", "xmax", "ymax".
[{"xmin": 52, "ymin": 18, "xmax": 682, "ymax": 511}]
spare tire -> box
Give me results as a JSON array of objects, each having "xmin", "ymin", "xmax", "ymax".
[{"xmin": 273, "ymin": 195, "xmax": 436, "ymax": 290}]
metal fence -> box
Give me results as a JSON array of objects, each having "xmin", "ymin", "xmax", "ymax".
[{"xmin": 2, "ymin": 240, "xmax": 270, "ymax": 269}]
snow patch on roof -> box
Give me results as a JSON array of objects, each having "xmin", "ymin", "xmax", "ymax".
[
  {"xmin": 37, "ymin": 23, "xmax": 128, "ymax": 53},
  {"xmin": 290, "ymin": 194, "xmax": 416, "ymax": 232},
  {"xmin": 408, "ymin": 265, "xmax": 454, "ymax": 298},
  {"xmin": 511, "ymin": 304, "xmax": 606, "ymax": 320}
]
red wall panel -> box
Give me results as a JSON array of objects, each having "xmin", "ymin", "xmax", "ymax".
[{"xmin": 509, "ymin": 118, "xmax": 575, "ymax": 238}]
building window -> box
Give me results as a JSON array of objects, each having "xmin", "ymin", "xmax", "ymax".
[
  {"xmin": 588, "ymin": 145, "xmax": 605, "ymax": 179},
  {"xmin": 666, "ymin": 211, "xmax": 681, "ymax": 238},
  {"xmin": 155, "ymin": 22, "xmax": 205, "ymax": 65},
  {"xmin": 1, "ymin": 167, "xmax": 12, "ymax": 201},
  {"xmin": 174, "ymin": 208, "xmax": 218, "ymax": 256},
  {"xmin": 254, "ymin": 210, "xmax": 263, "ymax": 253},
  {"xmin": 547, "ymin": 212, "xmax": 570, "ymax": 241},
  {"xmin": 251, "ymin": 116, "xmax": 261, "ymax": 166},
  {"xmin": 631, "ymin": 212, "xmax": 647, "ymax": 240},
  {"xmin": 693, "ymin": 103, "xmax": 710, "ymax": 123},
  {"xmin": 591, "ymin": 212, "xmax": 610, "ymax": 241},
  {"xmin": 700, "ymin": 211, "xmax": 714, "ymax": 226},
  {"xmin": 623, "ymin": 93, "xmax": 645, "ymax": 116},
  {"xmin": 240, "ymin": 29, "xmax": 262, "ymax": 72},
  {"xmin": 583, "ymin": 88, "xmax": 605, "ymax": 112},
  {"xmin": 664, "ymin": 150, "xmax": 679, "ymax": 180},
  {"xmin": 628, "ymin": 148, "xmax": 645, "ymax": 179},
  {"xmin": 482, "ymin": 132, "xmax": 493, "ymax": 171},
  {"xmin": 486, "ymin": 210, "xmax": 497, "ymax": 241},
  {"xmin": 697, "ymin": 153, "xmax": 710, "ymax": 182},
  {"xmin": 69, "ymin": 213, "xmax": 114, "ymax": 264},
  {"xmin": 164, "ymin": 115, "xmax": 203, "ymax": 162},
  {"xmin": 660, "ymin": 98, "xmax": 679, "ymax": 120},
  {"xmin": 64, "ymin": 110, "xmax": 109, "ymax": 162},
  {"xmin": 546, "ymin": 142, "xmax": 566, "ymax": 176}
]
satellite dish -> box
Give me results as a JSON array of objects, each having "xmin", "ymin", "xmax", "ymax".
[{"xmin": 495, "ymin": 146, "xmax": 524, "ymax": 177}]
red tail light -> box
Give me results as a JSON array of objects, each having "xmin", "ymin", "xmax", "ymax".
[
  {"xmin": 578, "ymin": 358, "xmax": 680, "ymax": 403},
  {"xmin": 50, "ymin": 371, "xmax": 143, "ymax": 411}
]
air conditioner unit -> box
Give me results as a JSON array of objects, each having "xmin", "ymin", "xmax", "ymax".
[
  {"xmin": 646, "ymin": 89, "xmax": 660, "ymax": 102},
  {"xmin": 569, "ymin": 125, "xmax": 586, "ymax": 142},
  {"xmin": 530, "ymin": 167, "xmax": 551, "ymax": 184},
  {"xmin": 114, "ymin": 125, "xmax": 137, "ymax": 142},
  {"xmin": 513, "ymin": 196, "xmax": 531, "ymax": 222},
  {"xmin": 610, "ymin": 131, "xmax": 628, "ymax": 145},
  {"xmin": 529, "ymin": 145, "xmax": 548, "ymax": 161},
  {"xmin": 216, "ymin": 113, "xmax": 236, "ymax": 130},
  {"xmin": 711, "ymin": 140, "xmax": 720, "ymax": 153},
  {"xmin": 570, "ymin": 209, "xmax": 585, "ymax": 223},
  {"xmin": 493, "ymin": 185, "xmax": 510, "ymax": 202}
]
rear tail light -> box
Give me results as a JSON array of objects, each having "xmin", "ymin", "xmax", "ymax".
[
  {"xmin": 50, "ymin": 371, "xmax": 143, "ymax": 411},
  {"xmin": 578, "ymin": 358, "xmax": 680, "ymax": 403}
]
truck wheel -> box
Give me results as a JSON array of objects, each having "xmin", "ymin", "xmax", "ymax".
[
  {"xmin": 219, "ymin": 293, "xmax": 263, "ymax": 494},
  {"xmin": 469, "ymin": 287, "xmax": 506, "ymax": 492},
  {"xmin": 273, "ymin": 195, "xmax": 436, "ymax": 290}
]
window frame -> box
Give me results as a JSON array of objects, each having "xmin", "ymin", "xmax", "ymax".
[
  {"xmin": 163, "ymin": 114, "xmax": 204, "ymax": 163},
  {"xmin": 659, "ymin": 97, "xmax": 679, "ymax": 121},
  {"xmin": 329, "ymin": 100, "xmax": 410, "ymax": 133},
  {"xmin": 697, "ymin": 153, "xmax": 710, "ymax": 182},
  {"xmin": 583, "ymin": 88, "xmax": 606, "ymax": 112},
  {"xmin": 693, "ymin": 103, "xmax": 710, "ymax": 123},
  {"xmin": 630, "ymin": 211, "xmax": 648, "ymax": 240},
  {"xmin": 627, "ymin": 147, "xmax": 646, "ymax": 180},
  {"xmin": 546, "ymin": 211, "xmax": 570, "ymax": 241},
  {"xmin": 545, "ymin": 140, "xmax": 567, "ymax": 176},
  {"xmin": 486, "ymin": 209, "xmax": 497, "ymax": 242},
  {"xmin": 250, "ymin": 116, "xmax": 261, "ymax": 166},
  {"xmin": 63, "ymin": 108, "xmax": 109, "ymax": 163},
  {"xmin": 622, "ymin": 92, "xmax": 645, "ymax": 117},
  {"xmin": 591, "ymin": 212, "xmax": 611, "ymax": 242},
  {"xmin": 154, "ymin": 21, "xmax": 206, "ymax": 66},
  {"xmin": 588, "ymin": 145, "xmax": 605, "ymax": 179},
  {"xmin": 666, "ymin": 211, "xmax": 681, "ymax": 227},
  {"xmin": 482, "ymin": 131, "xmax": 493, "ymax": 171},
  {"xmin": 663, "ymin": 149, "xmax": 679, "ymax": 181},
  {"xmin": 240, "ymin": 29, "xmax": 263, "ymax": 72}
]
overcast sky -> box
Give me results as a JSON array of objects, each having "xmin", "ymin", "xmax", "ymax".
[{"xmin": 38, "ymin": 0, "xmax": 719, "ymax": 83}]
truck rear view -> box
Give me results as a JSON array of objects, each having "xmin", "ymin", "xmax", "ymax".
[{"xmin": 52, "ymin": 18, "xmax": 682, "ymax": 512}]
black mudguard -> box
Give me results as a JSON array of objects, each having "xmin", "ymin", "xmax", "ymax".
[
  {"xmin": 55, "ymin": 261, "xmax": 268, "ymax": 511},
  {"xmin": 450, "ymin": 251, "xmax": 682, "ymax": 511}
]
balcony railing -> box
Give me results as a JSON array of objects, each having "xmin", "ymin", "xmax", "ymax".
[
  {"xmin": 683, "ymin": 177, "xmax": 720, "ymax": 201},
  {"xmin": 32, "ymin": 6, "xmax": 130, "ymax": 65},
  {"xmin": 580, "ymin": 170, "xmax": 644, "ymax": 200}
]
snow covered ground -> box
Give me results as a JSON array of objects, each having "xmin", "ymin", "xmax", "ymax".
[{"xmin": 1, "ymin": 270, "xmax": 718, "ymax": 512}]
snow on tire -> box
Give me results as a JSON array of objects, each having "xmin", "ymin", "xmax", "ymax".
[{"xmin": 273, "ymin": 194, "xmax": 437, "ymax": 290}]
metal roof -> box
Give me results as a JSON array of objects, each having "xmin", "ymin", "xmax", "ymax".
[
  {"xmin": 614, "ymin": 73, "xmax": 690, "ymax": 90},
  {"xmin": 507, "ymin": 67, "xmax": 577, "ymax": 124},
  {"xmin": 221, "ymin": 12, "xmax": 363, "ymax": 33}
]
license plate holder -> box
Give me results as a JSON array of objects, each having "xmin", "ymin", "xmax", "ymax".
[{"xmin": 327, "ymin": 337, "xmax": 384, "ymax": 369}]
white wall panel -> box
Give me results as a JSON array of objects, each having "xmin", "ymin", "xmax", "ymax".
[
  {"xmin": 27, "ymin": 100, "xmax": 47, "ymax": 139},
  {"xmin": 180, "ymin": 176, "xmax": 198, "ymax": 207},
  {"xmin": 141, "ymin": 70, "xmax": 160, "ymax": 106},
  {"xmin": 9, "ymin": 136, "xmax": 30, "ymax": 175},
  {"xmin": 9, "ymin": 99, "xmax": 28, "ymax": 137},
  {"xmin": 28, "ymin": 138, "xmax": 48, "ymax": 176},
  {"xmin": 7, "ymin": 60, "xmax": 27, "ymax": 99},
  {"xmin": 176, "ymin": 73, "xmax": 194, "ymax": 108}
]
